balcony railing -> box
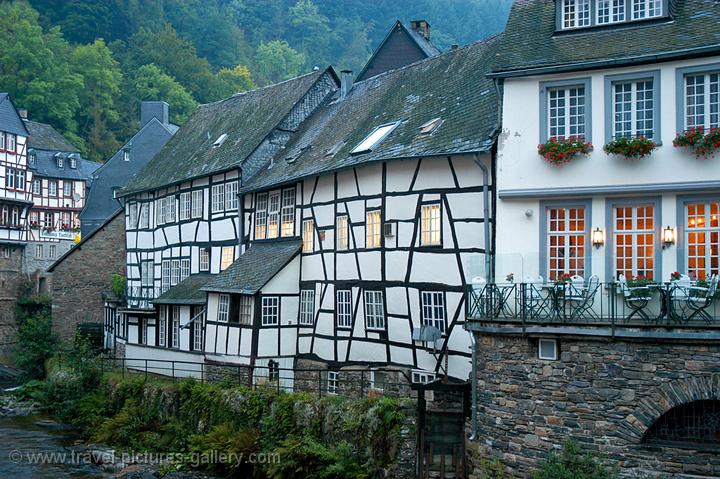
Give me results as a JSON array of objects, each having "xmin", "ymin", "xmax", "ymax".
[
  {"xmin": 126, "ymin": 286, "xmax": 162, "ymax": 309},
  {"xmin": 466, "ymin": 281, "xmax": 720, "ymax": 328}
]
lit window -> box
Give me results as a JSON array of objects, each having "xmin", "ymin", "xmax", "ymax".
[
  {"xmin": 238, "ymin": 296, "xmax": 253, "ymax": 325},
  {"xmin": 180, "ymin": 192, "xmax": 191, "ymax": 220},
  {"xmin": 212, "ymin": 184, "xmax": 225, "ymax": 213},
  {"xmin": 597, "ymin": 0, "xmax": 625, "ymax": 23},
  {"xmin": 350, "ymin": 121, "xmax": 400, "ymax": 154},
  {"xmin": 225, "ymin": 181, "xmax": 238, "ymax": 211},
  {"xmin": 684, "ymin": 72, "xmax": 720, "ymax": 130},
  {"xmin": 366, "ymin": 210, "xmax": 381, "ymax": 248},
  {"xmin": 364, "ymin": 290, "xmax": 385, "ymax": 330},
  {"xmin": 191, "ymin": 190, "xmax": 203, "ymax": 218},
  {"xmin": 199, "ymin": 248, "xmax": 210, "ymax": 272},
  {"xmin": 217, "ymin": 294, "xmax": 230, "ymax": 322},
  {"xmin": 267, "ymin": 192, "xmax": 280, "ymax": 239},
  {"xmin": 421, "ymin": 291, "xmax": 446, "ymax": 333},
  {"xmin": 547, "ymin": 86, "xmax": 586, "ymax": 139},
  {"xmin": 562, "ymin": 0, "xmax": 591, "ymax": 28},
  {"xmin": 180, "ymin": 259, "xmax": 190, "ymax": 281},
  {"xmin": 261, "ymin": 296, "xmax": 279, "ymax": 326},
  {"xmin": 547, "ymin": 206, "xmax": 587, "ymax": 280},
  {"xmin": 421, "ymin": 204, "xmax": 441, "ymax": 246},
  {"xmin": 255, "ymin": 192, "xmax": 268, "ymax": 239},
  {"xmin": 612, "ymin": 78, "xmax": 656, "ymax": 140},
  {"xmin": 220, "ymin": 246, "xmax": 234, "ymax": 271},
  {"xmin": 418, "ymin": 117, "xmax": 443, "ymax": 136},
  {"xmin": 632, "ymin": 0, "xmax": 662, "ymax": 19},
  {"xmin": 171, "ymin": 259, "xmax": 180, "ymax": 285},
  {"xmin": 281, "ymin": 188, "xmax": 295, "ymax": 237},
  {"xmin": 171, "ymin": 306, "xmax": 180, "ymax": 348},
  {"xmin": 336, "ymin": 215, "xmax": 349, "ymax": 250},
  {"xmin": 299, "ymin": 289, "xmax": 315, "ymax": 325},
  {"xmin": 327, "ymin": 371, "xmax": 339, "ymax": 394},
  {"xmin": 161, "ymin": 260, "xmax": 171, "ymax": 292},
  {"xmin": 613, "ymin": 204, "xmax": 655, "ymax": 279},
  {"xmin": 686, "ymin": 201, "xmax": 720, "ymax": 280},
  {"xmin": 303, "ymin": 219, "xmax": 314, "ymax": 253},
  {"xmin": 336, "ymin": 289, "xmax": 352, "ymax": 328}
]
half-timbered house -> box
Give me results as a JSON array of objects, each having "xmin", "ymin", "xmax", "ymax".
[{"xmin": 109, "ymin": 36, "xmax": 500, "ymax": 387}]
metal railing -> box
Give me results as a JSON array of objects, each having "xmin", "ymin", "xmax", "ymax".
[
  {"xmin": 126, "ymin": 286, "xmax": 162, "ymax": 309},
  {"xmin": 466, "ymin": 281, "xmax": 720, "ymax": 328},
  {"xmin": 90, "ymin": 356, "xmax": 421, "ymax": 400}
]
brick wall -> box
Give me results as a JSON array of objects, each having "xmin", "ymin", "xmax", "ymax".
[
  {"xmin": 49, "ymin": 212, "xmax": 125, "ymax": 342},
  {"xmin": 472, "ymin": 333, "xmax": 720, "ymax": 478},
  {"xmin": 0, "ymin": 244, "xmax": 25, "ymax": 354}
]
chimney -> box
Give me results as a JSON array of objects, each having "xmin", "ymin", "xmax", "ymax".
[
  {"xmin": 340, "ymin": 70, "xmax": 353, "ymax": 101},
  {"xmin": 140, "ymin": 101, "xmax": 169, "ymax": 127},
  {"xmin": 410, "ymin": 20, "xmax": 431, "ymax": 41},
  {"xmin": 17, "ymin": 108, "xmax": 28, "ymax": 119}
]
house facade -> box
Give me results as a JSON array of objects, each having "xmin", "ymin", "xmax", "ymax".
[
  {"xmin": 467, "ymin": 0, "xmax": 720, "ymax": 476},
  {"xmin": 108, "ymin": 38, "xmax": 499, "ymax": 389}
]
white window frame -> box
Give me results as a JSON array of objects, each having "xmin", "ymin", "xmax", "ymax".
[
  {"xmin": 225, "ymin": 181, "xmax": 239, "ymax": 211},
  {"xmin": 220, "ymin": 246, "xmax": 234, "ymax": 271},
  {"xmin": 63, "ymin": 181, "xmax": 72, "ymax": 197},
  {"xmin": 682, "ymin": 70, "xmax": 720, "ymax": 131},
  {"xmin": 158, "ymin": 307, "xmax": 167, "ymax": 347},
  {"xmin": 685, "ymin": 200, "xmax": 720, "ymax": 280},
  {"xmin": 165, "ymin": 196, "xmax": 176, "ymax": 223},
  {"xmin": 336, "ymin": 215, "xmax": 349, "ymax": 250},
  {"xmin": 261, "ymin": 296, "xmax": 279, "ymax": 326},
  {"xmin": 171, "ymin": 259, "xmax": 181, "ymax": 286},
  {"xmin": 141, "ymin": 260, "xmax": 153, "ymax": 287},
  {"xmin": 350, "ymin": 121, "xmax": 400, "ymax": 154},
  {"xmin": 0, "ymin": 133, "xmax": 4, "ymax": 150},
  {"xmin": 192, "ymin": 308, "xmax": 204, "ymax": 351},
  {"xmin": 366, "ymin": 210, "xmax": 381, "ymax": 248},
  {"xmin": 538, "ymin": 339, "xmax": 559, "ymax": 360},
  {"xmin": 48, "ymin": 245, "xmax": 56, "ymax": 259},
  {"xmin": 562, "ymin": 0, "xmax": 591, "ymax": 29},
  {"xmin": 412, "ymin": 370, "xmax": 436, "ymax": 384},
  {"xmin": 180, "ymin": 258, "xmax": 190, "ymax": 281},
  {"xmin": 191, "ymin": 189, "xmax": 203, "ymax": 219},
  {"xmin": 336, "ymin": 289, "xmax": 352, "ymax": 328},
  {"xmin": 199, "ymin": 248, "xmax": 210, "ymax": 272},
  {"xmin": 7, "ymin": 134, "xmax": 15, "ymax": 153},
  {"xmin": 547, "ymin": 85, "xmax": 587, "ymax": 140},
  {"xmin": 364, "ymin": 290, "xmax": 385, "ymax": 330},
  {"xmin": 217, "ymin": 294, "xmax": 230, "ymax": 322},
  {"xmin": 128, "ymin": 203, "xmax": 138, "ymax": 229},
  {"xmin": 631, "ymin": 0, "xmax": 662, "ymax": 19},
  {"xmin": 32, "ymin": 179, "xmax": 41, "ymax": 195},
  {"xmin": 281, "ymin": 188, "xmax": 295, "ymax": 237},
  {"xmin": 180, "ymin": 192, "xmax": 191, "ymax": 220},
  {"xmin": 605, "ymin": 72, "xmax": 660, "ymax": 142},
  {"xmin": 212, "ymin": 184, "xmax": 225, "ymax": 213},
  {"xmin": 267, "ymin": 192, "xmax": 280, "ymax": 239},
  {"xmin": 596, "ymin": 0, "xmax": 625, "ymax": 24},
  {"xmin": 545, "ymin": 204, "xmax": 588, "ymax": 281},
  {"xmin": 161, "ymin": 260, "xmax": 171, "ymax": 292},
  {"xmin": 35, "ymin": 244, "xmax": 43, "ymax": 259},
  {"xmin": 255, "ymin": 192, "xmax": 268, "ymax": 239},
  {"xmin": 327, "ymin": 371, "xmax": 339, "ymax": 394},
  {"xmin": 48, "ymin": 180, "xmax": 57, "ymax": 197},
  {"xmin": 238, "ymin": 295, "xmax": 253, "ymax": 325},
  {"xmin": 302, "ymin": 219, "xmax": 314, "ymax": 253},
  {"xmin": 299, "ymin": 289, "xmax": 315, "ymax": 325},
  {"xmin": 171, "ymin": 306, "xmax": 180, "ymax": 348},
  {"xmin": 421, "ymin": 203, "xmax": 441, "ymax": 246},
  {"xmin": 421, "ymin": 291, "xmax": 446, "ymax": 334},
  {"xmin": 612, "ymin": 204, "xmax": 656, "ymax": 279},
  {"xmin": 156, "ymin": 197, "xmax": 166, "ymax": 225},
  {"xmin": 139, "ymin": 203, "xmax": 150, "ymax": 229}
]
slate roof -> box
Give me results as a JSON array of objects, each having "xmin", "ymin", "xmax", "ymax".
[
  {"xmin": 202, "ymin": 240, "xmax": 302, "ymax": 294},
  {"xmin": 120, "ymin": 69, "xmax": 335, "ymax": 197},
  {"xmin": 155, "ymin": 273, "xmax": 213, "ymax": 305},
  {"xmin": 24, "ymin": 120, "xmax": 78, "ymax": 152},
  {"xmin": 80, "ymin": 117, "xmax": 176, "ymax": 237},
  {"xmin": 403, "ymin": 22, "xmax": 442, "ymax": 57},
  {"xmin": 30, "ymin": 150, "xmax": 100, "ymax": 181},
  {"xmin": 240, "ymin": 35, "xmax": 501, "ymax": 194},
  {"xmin": 493, "ymin": 0, "xmax": 720, "ymax": 76},
  {"xmin": 0, "ymin": 94, "xmax": 29, "ymax": 137}
]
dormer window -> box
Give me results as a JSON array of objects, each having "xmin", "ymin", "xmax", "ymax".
[
  {"xmin": 350, "ymin": 121, "xmax": 400, "ymax": 155},
  {"xmin": 559, "ymin": 0, "xmax": 664, "ymax": 30},
  {"xmin": 28, "ymin": 149, "xmax": 36, "ymax": 165},
  {"xmin": 212, "ymin": 133, "xmax": 228, "ymax": 148},
  {"xmin": 123, "ymin": 149, "xmax": 130, "ymax": 162},
  {"xmin": 69, "ymin": 157, "xmax": 77, "ymax": 169},
  {"xmin": 57, "ymin": 156, "xmax": 63, "ymax": 168}
]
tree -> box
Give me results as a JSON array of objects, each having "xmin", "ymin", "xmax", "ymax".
[
  {"xmin": 287, "ymin": 0, "xmax": 331, "ymax": 67},
  {"xmin": 0, "ymin": 1, "xmax": 83, "ymax": 142},
  {"xmin": 72, "ymin": 39, "xmax": 123, "ymax": 161},
  {"xmin": 132, "ymin": 64, "xmax": 197, "ymax": 125},
  {"xmin": 212, "ymin": 65, "xmax": 256, "ymax": 99},
  {"xmin": 255, "ymin": 40, "xmax": 306, "ymax": 85}
]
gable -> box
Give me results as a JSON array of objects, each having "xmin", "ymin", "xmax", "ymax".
[
  {"xmin": 0, "ymin": 94, "xmax": 29, "ymax": 137},
  {"xmin": 357, "ymin": 26, "xmax": 430, "ymax": 81}
]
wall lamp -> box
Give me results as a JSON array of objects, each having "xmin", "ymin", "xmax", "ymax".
[
  {"xmin": 592, "ymin": 227, "xmax": 605, "ymax": 248},
  {"xmin": 663, "ymin": 226, "xmax": 675, "ymax": 249}
]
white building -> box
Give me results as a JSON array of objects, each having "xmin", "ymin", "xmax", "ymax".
[
  {"xmin": 108, "ymin": 37, "xmax": 501, "ymax": 386},
  {"xmin": 0, "ymin": 94, "xmax": 31, "ymax": 248}
]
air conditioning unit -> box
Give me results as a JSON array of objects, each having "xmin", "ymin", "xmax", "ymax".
[{"xmin": 383, "ymin": 222, "xmax": 396, "ymax": 237}]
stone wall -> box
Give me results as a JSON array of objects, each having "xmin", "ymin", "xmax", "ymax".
[
  {"xmin": 48, "ymin": 212, "xmax": 125, "ymax": 342},
  {"xmin": 0, "ymin": 244, "xmax": 25, "ymax": 355},
  {"xmin": 472, "ymin": 333, "xmax": 720, "ymax": 478}
]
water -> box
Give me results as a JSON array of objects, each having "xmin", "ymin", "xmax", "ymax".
[{"xmin": 0, "ymin": 414, "xmax": 108, "ymax": 478}]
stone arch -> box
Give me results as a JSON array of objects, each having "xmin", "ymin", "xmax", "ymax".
[{"xmin": 618, "ymin": 374, "xmax": 720, "ymax": 442}]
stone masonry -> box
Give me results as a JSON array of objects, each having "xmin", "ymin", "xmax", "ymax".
[
  {"xmin": 48, "ymin": 211, "xmax": 125, "ymax": 342},
  {"xmin": 0, "ymin": 244, "xmax": 25, "ymax": 355},
  {"xmin": 471, "ymin": 333, "xmax": 720, "ymax": 478}
]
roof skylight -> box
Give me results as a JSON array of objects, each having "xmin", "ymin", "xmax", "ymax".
[
  {"xmin": 418, "ymin": 117, "xmax": 443, "ymax": 136},
  {"xmin": 212, "ymin": 133, "xmax": 228, "ymax": 148},
  {"xmin": 350, "ymin": 121, "xmax": 400, "ymax": 155}
]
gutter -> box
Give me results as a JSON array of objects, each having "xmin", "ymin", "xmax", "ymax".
[{"xmin": 488, "ymin": 44, "xmax": 720, "ymax": 79}]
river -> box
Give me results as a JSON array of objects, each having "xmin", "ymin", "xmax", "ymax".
[{"xmin": 0, "ymin": 414, "xmax": 108, "ymax": 478}]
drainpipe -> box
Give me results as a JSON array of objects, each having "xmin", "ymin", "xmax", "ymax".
[
  {"xmin": 237, "ymin": 169, "xmax": 244, "ymax": 254},
  {"xmin": 469, "ymin": 152, "xmax": 492, "ymax": 441}
]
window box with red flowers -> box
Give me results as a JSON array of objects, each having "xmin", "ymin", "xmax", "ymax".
[
  {"xmin": 673, "ymin": 127, "xmax": 720, "ymax": 158},
  {"xmin": 603, "ymin": 136, "xmax": 657, "ymax": 160},
  {"xmin": 537, "ymin": 136, "xmax": 592, "ymax": 165}
]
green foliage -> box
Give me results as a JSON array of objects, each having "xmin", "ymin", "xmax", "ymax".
[
  {"xmin": 533, "ymin": 441, "xmax": 619, "ymax": 479},
  {"xmin": 188, "ymin": 423, "xmax": 260, "ymax": 475},
  {"xmin": 255, "ymin": 40, "xmax": 306, "ymax": 84},
  {"xmin": 132, "ymin": 64, "xmax": 197, "ymax": 124},
  {"xmin": 480, "ymin": 458, "xmax": 508, "ymax": 478},
  {"xmin": 603, "ymin": 136, "xmax": 657, "ymax": 160},
  {"xmin": 110, "ymin": 274, "xmax": 127, "ymax": 303},
  {"xmin": 14, "ymin": 295, "xmax": 55, "ymax": 379},
  {"xmin": 265, "ymin": 436, "xmax": 366, "ymax": 479}
]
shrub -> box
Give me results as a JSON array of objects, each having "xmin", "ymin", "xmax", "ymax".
[
  {"xmin": 188, "ymin": 423, "xmax": 260, "ymax": 476},
  {"xmin": 110, "ymin": 274, "xmax": 127, "ymax": 303},
  {"xmin": 603, "ymin": 136, "xmax": 656, "ymax": 159},
  {"xmin": 14, "ymin": 307, "xmax": 55, "ymax": 379},
  {"xmin": 533, "ymin": 440, "xmax": 618, "ymax": 479},
  {"xmin": 265, "ymin": 436, "xmax": 366, "ymax": 479},
  {"xmin": 673, "ymin": 126, "xmax": 720, "ymax": 158},
  {"xmin": 537, "ymin": 136, "xmax": 592, "ymax": 165}
]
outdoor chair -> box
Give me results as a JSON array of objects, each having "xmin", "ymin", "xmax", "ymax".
[
  {"xmin": 617, "ymin": 274, "xmax": 654, "ymax": 322},
  {"xmin": 672, "ymin": 274, "xmax": 719, "ymax": 324},
  {"xmin": 566, "ymin": 275, "xmax": 600, "ymax": 321},
  {"xmin": 523, "ymin": 275, "xmax": 549, "ymax": 319}
]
